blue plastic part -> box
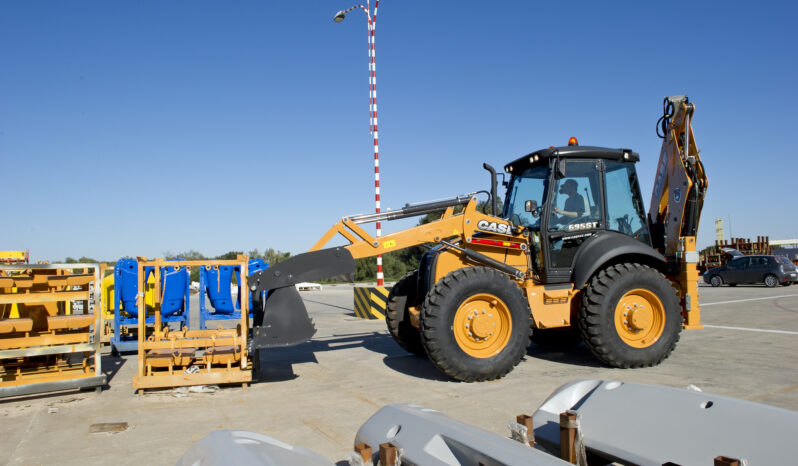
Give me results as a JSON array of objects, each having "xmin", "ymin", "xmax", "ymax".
[
  {"xmin": 111, "ymin": 258, "xmax": 189, "ymax": 354},
  {"xmin": 158, "ymin": 264, "xmax": 189, "ymax": 317},
  {"xmin": 204, "ymin": 265, "xmax": 237, "ymax": 314},
  {"xmin": 198, "ymin": 259, "xmax": 268, "ymax": 330}
]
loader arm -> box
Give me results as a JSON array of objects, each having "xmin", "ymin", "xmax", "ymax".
[
  {"xmin": 311, "ymin": 196, "xmax": 509, "ymax": 260},
  {"xmin": 248, "ymin": 194, "xmax": 523, "ymax": 350},
  {"xmin": 648, "ymin": 95, "xmax": 708, "ymax": 330}
]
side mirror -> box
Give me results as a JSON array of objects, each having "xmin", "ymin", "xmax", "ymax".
[{"xmin": 525, "ymin": 200, "xmax": 539, "ymax": 218}]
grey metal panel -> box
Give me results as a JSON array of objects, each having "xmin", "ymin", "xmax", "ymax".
[
  {"xmin": 533, "ymin": 379, "xmax": 798, "ymax": 465},
  {"xmin": 355, "ymin": 404, "xmax": 569, "ymax": 465},
  {"xmin": 0, "ymin": 375, "xmax": 105, "ymax": 398},
  {"xmin": 176, "ymin": 430, "xmax": 333, "ymax": 466}
]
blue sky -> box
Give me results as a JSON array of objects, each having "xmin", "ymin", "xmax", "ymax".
[{"xmin": 2, "ymin": 1, "xmax": 796, "ymax": 262}]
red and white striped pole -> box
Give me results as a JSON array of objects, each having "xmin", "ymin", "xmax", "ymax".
[{"xmin": 334, "ymin": 1, "xmax": 384, "ymax": 286}]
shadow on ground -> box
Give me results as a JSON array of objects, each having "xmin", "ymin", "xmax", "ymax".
[
  {"xmin": 102, "ymin": 354, "xmax": 127, "ymax": 385},
  {"xmin": 526, "ymin": 342, "xmax": 603, "ymax": 368},
  {"xmin": 254, "ymin": 332, "xmax": 408, "ymax": 382},
  {"xmin": 253, "ymin": 331, "xmax": 455, "ymax": 383},
  {"xmin": 302, "ymin": 298, "xmax": 358, "ymax": 317},
  {"xmin": 255, "ymin": 332, "xmax": 608, "ymax": 384},
  {"xmin": 381, "ymin": 354, "xmax": 451, "ymax": 382}
]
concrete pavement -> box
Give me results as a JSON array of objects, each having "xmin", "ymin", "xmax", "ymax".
[{"xmin": 1, "ymin": 283, "xmax": 797, "ymax": 464}]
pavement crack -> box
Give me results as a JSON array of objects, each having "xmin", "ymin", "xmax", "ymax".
[
  {"xmin": 8, "ymin": 406, "xmax": 40, "ymax": 465},
  {"xmin": 299, "ymin": 418, "xmax": 347, "ymax": 447},
  {"xmin": 748, "ymin": 383, "xmax": 798, "ymax": 402}
]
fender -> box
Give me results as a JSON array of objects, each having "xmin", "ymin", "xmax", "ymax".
[{"xmin": 571, "ymin": 231, "xmax": 666, "ymax": 289}]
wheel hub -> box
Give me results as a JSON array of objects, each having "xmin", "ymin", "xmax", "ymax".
[
  {"xmin": 615, "ymin": 288, "xmax": 666, "ymax": 348},
  {"xmin": 469, "ymin": 311, "xmax": 496, "ymax": 339},
  {"xmin": 454, "ymin": 294, "xmax": 511, "ymax": 358},
  {"xmin": 624, "ymin": 304, "xmax": 652, "ymax": 332}
]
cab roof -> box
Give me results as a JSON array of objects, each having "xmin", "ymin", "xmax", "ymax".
[{"xmin": 504, "ymin": 146, "xmax": 639, "ymax": 174}]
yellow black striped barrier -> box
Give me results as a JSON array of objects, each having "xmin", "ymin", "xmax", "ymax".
[{"xmin": 353, "ymin": 286, "xmax": 391, "ymax": 320}]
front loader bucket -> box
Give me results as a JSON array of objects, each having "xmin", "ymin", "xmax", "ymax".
[
  {"xmin": 248, "ymin": 247, "xmax": 355, "ymax": 349},
  {"xmin": 251, "ymin": 286, "xmax": 317, "ymax": 348}
]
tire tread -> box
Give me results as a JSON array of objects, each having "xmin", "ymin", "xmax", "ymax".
[
  {"xmin": 421, "ymin": 267, "xmax": 531, "ymax": 382},
  {"xmin": 578, "ymin": 263, "xmax": 681, "ymax": 368}
]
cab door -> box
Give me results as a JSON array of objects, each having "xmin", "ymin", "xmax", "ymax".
[{"xmin": 541, "ymin": 159, "xmax": 604, "ymax": 283}]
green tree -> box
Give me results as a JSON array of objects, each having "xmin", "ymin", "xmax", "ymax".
[
  {"xmin": 64, "ymin": 256, "xmax": 98, "ymax": 263},
  {"xmin": 214, "ymin": 251, "xmax": 243, "ymax": 261},
  {"xmin": 164, "ymin": 250, "xmax": 207, "ymax": 282},
  {"xmin": 248, "ymin": 248, "xmax": 291, "ymax": 265},
  {"xmin": 164, "ymin": 250, "xmax": 206, "ymax": 261}
]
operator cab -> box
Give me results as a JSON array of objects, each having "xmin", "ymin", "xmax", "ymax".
[{"xmin": 503, "ymin": 144, "xmax": 651, "ymax": 284}]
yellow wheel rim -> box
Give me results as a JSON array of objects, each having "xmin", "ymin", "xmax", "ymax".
[
  {"xmin": 614, "ymin": 288, "xmax": 666, "ymax": 348},
  {"xmin": 453, "ymin": 293, "xmax": 512, "ymax": 358}
]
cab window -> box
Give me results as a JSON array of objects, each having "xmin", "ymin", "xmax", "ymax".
[
  {"xmin": 503, "ymin": 165, "xmax": 548, "ymax": 229},
  {"xmin": 548, "ymin": 160, "xmax": 602, "ymax": 232},
  {"xmin": 604, "ymin": 160, "xmax": 650, "ymax": 244},
  {"xmin": 547, "ymin": 160, "xmax": 603, "ymax": 269}
]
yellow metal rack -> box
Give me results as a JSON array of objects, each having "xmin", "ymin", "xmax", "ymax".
[
  {"xmin": 131, "ymin": 256, "xmax": 252, "ymax": 393},
  {"xmin": 0, "ymin": 263, "xmax": 105, "ymax": 397}
]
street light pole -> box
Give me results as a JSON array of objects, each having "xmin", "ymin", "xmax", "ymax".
[{"xmin": 334, "ymin": 1, "xmax": 385, "ymax": 287}]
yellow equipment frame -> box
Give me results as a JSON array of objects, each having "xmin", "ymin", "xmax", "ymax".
[
  {"xmin": 131, "ymin": 256, "xmax": 252, "ymax": 393},
  {"xmin": 0, "ymin": 263, "xmax": 105, "ymax": 397}
]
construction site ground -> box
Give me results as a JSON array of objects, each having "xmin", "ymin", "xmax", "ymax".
[{"xmin": 2, "ymin": 283, "xmax": 797, "ymax": 465}]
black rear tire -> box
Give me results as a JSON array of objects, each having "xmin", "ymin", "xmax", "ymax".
[
  {"xmin": 385, "ymin": 270, "xmax": 426, "ymax": 356},
  {"xmin": 764, "ymin": 274, "xmax": 779, "ymax": 288},
  {"xmin": 531, "ymin": 327, "xmax": 582, "ymax": 349},
  {"xmin": 709, "ymin": 275, "xmax": 722, "ymax": 287},
  {"xmin": 421, "ymin": 267, "xmax": 531, "ymax": 382},
  {"xmin": 579, "ymin": 263, "xmax": 681, "ymax": 368}
]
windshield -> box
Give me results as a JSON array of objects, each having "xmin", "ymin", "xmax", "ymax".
[
  {"xmin": 776, "ymin": 256, "xmax": 793, "ymax": 266},
  {"xmin": 503, "ymin": 165, "xmax": 548, "ymax": 229}
]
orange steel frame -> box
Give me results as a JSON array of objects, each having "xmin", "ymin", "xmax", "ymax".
[
  {"xmin": 0, "ymin": 263, "xmax": 105, "ymax": 397},
  {"xmin": 131, "ymin": 256, "xmax": 252, "ymax": 393}
]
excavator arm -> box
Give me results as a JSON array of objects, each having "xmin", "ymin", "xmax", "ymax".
[
  {"xmin": 648, "ymin": 95, "xmax": 708, "ymax": 329},
  {"xmin": 649, "ymin": 95, "xmax": 708, "ymax": 255}
]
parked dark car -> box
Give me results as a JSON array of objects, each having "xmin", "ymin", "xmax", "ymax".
[{"xmin": 703, "ymin": 255, "xmax": 798, "ymax": 287}]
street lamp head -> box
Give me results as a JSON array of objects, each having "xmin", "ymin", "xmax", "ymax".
[{"xmin": 333, "ymin": 10, "xmax": 347, "ymax": 22}]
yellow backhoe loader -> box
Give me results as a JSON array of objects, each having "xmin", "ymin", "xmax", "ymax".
[{"xmin": 248, "ymin": 95, "xmax": 707, "ymax": 382}]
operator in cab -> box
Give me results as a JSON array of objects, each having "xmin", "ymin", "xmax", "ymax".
[{"xmin": 553, "ymin": 179, "xmax": 584, "ymax": 220}]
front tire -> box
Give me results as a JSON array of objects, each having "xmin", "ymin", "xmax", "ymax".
[
  {"xmin": 709, "ymin": 275, "xmax": 722, "ymax": 287},
  {"xmin": 579, "ymin": 263, "xmax": 681, "ymax": 368},
  {"xmin": 421, "ymin": 267, "xmax": 531, "ymax": 382},
  {"xmin": 764, "ymin": 274, "xmax": 779, "ymax": 288},
  {"xmin": 385, "ymin": 270, "xmax": 425, "ymax": 356}
]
